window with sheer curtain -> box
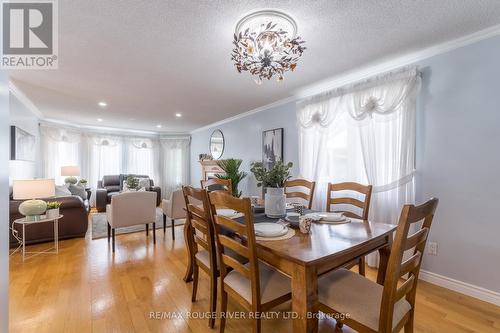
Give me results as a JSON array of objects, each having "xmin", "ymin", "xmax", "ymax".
[
  {"xmin": 297, "ymin": 67, "xmax": 420, "ymax": 266},
  {"xmin": 41, "ymin": 125, "xmax": 191, "ymax": 204}
]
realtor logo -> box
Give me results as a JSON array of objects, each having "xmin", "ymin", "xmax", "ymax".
[{"xmin": 1, "ymin": 0, "xmax": 58, "ymax": 69}]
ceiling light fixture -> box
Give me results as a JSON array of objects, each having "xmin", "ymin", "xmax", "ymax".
[
  {"xmin": 98, "ymin": 101, "xmax": 107, "ymax": 107},
  {"xmin": 175, "ymin": 113, "xmax": 182, "ymax": 118},
  {"xmin": 97, "ymin": 118, "xmax": 103, "ymax": 122},
  {"xmin": 156, "ymin": 124, "xmax": 162, "ymax": 128},
  {"xmin": 232, "ymin": 10, "xmax": 306, "ymax": 84}
]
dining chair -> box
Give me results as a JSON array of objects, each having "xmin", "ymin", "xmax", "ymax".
[
  {"xmin": 201, "ymin": 178, "xmax": 233, "ymax": 195},
  {"xmin": 318, "ymin": 197, "xmax": 439, "ymax": 333},
  {"xmin": 182, "ymin": 185, "xmax": 218, "ymax": 328},
  {"xmin": 327, "ymin": 181, "xmax": 373, "ymax": 275},
  {"xmin": 284, "ymin": 178, "xmax": 316, "ymax": 209},
  {"xmin": 208, "ymin": 191, "xmax": 292, "ymax": 333}
]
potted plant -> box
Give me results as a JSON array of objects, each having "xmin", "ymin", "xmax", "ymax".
[
  {"xmin": 250, "ymin": 160, "xmax": 293, "ymax": 217},
  {"xmin": 46, "ymin": 201, "xmax": 61, "ymax": 219},
  {"xmin": 125, "ymin": 176, "xmax": 139, "ymax": 191},
  {"xmin": 215, "ymin": 158, "xmax": 247, "ymax": 197}
]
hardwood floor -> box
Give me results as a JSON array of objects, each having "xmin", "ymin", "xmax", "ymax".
[{"xmin": 9, "ymin": 220, "xmax": 500, "ymax": 333}]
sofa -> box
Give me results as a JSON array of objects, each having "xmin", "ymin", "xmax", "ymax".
[
  {"xmin": 95, "ymin": 174, "xmax": 162, "ymax": 212},
  {"xmin": 9, "ymin": 195, "xmax": 90, "ymax": 247}
]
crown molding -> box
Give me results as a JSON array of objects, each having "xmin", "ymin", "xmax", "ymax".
[
  {"xmin": 190, "ymin": 95, "xmax": 297, "ymax": 133},
  {"xmin": 190, "ymin": 23, "xmax": 500, "ymax": 133},
  {"xmin": 41, "ymin": 119, "xmax": 170, "ymax": 137},
  {"xmin": 9, "ymin": 81, "xmax": 44, "ymax": 119}
]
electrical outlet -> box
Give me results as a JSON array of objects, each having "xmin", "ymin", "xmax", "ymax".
[{"xmin": 428, "ymin": 242, "xmax": 437, "ymax": 256}]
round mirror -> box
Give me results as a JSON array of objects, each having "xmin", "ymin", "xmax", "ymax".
[{"xmin": 209, "ymin": 130, "xmax": 224, "ymax": 159}]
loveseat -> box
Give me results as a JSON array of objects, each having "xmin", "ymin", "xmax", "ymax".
[{"xmin": 95, "ymin": 174, "xmax": 162, "ymax": 212}]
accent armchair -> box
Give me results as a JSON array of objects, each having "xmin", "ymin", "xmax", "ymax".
[
  {"xmin": 106, "ymin": 191, "xmax": 157, "ymax": 252},
  {"xmin": 162, "ymin": 189, "xmax": 187, "ymax": 240}
]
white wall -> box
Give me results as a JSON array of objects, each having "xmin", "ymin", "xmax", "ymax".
[
  {"xmin": 191, "ymin": 35, "xmax": 500, "ymax": 297},
  {"xmin": 0, "ymin": 72, "xmax": 9, "ymax": 332},
  {"xmin": 9, "ymin": 93, "xmax": 40, "ymax": 182}
]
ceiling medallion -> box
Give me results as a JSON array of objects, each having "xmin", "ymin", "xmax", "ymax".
[{"xmin": 231, "ymin": 10, "xmax": 306, "ymax": 85}]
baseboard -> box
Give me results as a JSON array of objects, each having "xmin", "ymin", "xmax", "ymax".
[{"xmin": 419, "ymin": 270, "xmax": 500, "ymax": 306}]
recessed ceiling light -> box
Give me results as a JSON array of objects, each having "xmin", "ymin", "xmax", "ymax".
[
  {"xmin": 98, "ymin": 101, "xmax": 107, "ymax": 107},
  {"xmin": 156, "ymin": 124, "xmax": 162, "ymax": 128},
  {"xmin": 175, "ymin": 113, "xmax": 182, "ymax": 118},
  {"xmin": 97, "ymin": 118, "xmax": 103, "ymax": 122}
]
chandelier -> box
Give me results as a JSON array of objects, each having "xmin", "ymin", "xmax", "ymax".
[{"xmin": 231, "ymin": 10, "xmax": 306, "ymax": 84}]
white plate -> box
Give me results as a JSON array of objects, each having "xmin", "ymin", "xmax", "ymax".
[
  {"xmin": 216, "ymin": 209, "xmax": 239, "ymax": 218},
  {"xmin": 254, "ymin": 223, "xmax": 288, "ymax": 237},
  {"xmin": 305, "ymin": 212, "xmax": 346, "ymax": 222}
]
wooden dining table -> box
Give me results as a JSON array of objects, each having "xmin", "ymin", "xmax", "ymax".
[{"xmin": 183, "ymin": 209, "xmax": 397, "ymax": 333}]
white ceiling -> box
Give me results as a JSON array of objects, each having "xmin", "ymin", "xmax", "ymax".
[{"xmin": 10, "ymin": 0, "xmax": 500, "ymax": 133}]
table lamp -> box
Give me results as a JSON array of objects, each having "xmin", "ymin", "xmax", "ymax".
[
  {"xmin": 61, "ymin": 165, "xmax": 80, "ymax": 184},
  {"xmin": 13, "ymin": 179, "xmax": 55, "ymax": 221}
]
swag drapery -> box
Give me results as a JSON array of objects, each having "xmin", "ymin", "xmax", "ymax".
[
  {"xmin": 297, "ymin": 67, "xmax": 420, "ymax": 267},
  {"xmin": 40, "ymin": 125, "xmax": 190, "ymax": 204}
]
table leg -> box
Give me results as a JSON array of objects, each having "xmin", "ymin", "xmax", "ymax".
[
  {"xmin": 377, "ymin": 239, "xmax": 391, "ymax": 285},
  {"xmin": 183, "ymin": 221, "xmax": 194, "ymax": 282},
  {"xmin": 292, "ymin": 264, "xmax": 318, "ymax": 333}
]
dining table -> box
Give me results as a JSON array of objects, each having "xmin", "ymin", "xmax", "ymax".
[{"xmin": 183, "ymin": 208, "xmax": 397, "ymax": 333}]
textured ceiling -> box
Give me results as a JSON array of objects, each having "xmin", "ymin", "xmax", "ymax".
[{"xmin": 9, "ymin": 0, "xmax": 500, "ymax": 132}]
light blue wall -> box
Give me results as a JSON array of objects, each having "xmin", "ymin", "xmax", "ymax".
[
  {"xmin": 415, "ymin": 36, "xmax": 500, "ymax": 292},
  {"xmin": 190, "ymin": 35, "xmax": 500, "ymax": 293},
  {"xmin": 190, "ymin": 102, "xmax": 299, "ymax": 196},
  {"xmin": 0, "ymin": 71, "xmax": 9, "ymax": 333}
]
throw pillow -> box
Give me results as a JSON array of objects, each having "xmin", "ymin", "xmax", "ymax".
[
  {"xmin": 68, "ymin": 184, "xmax": 87, "ymax": 200},
  {"xmin": 55, "ymin": 184, "xmax": 72, "ymax": 197},
  {"xmin": 138, "ymin": 177, "xmax": 151, "ymax": 190}
]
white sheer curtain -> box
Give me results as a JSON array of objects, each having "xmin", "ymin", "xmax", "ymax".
[
  {"xmin": 40, "ymin": 124, "xmax": 189, "ymax": 205},
  {"xmin": 297, "ymin": 67, "xmax": 419, "ymax": 267},
  {"xmin": 40, "ymin": 125, "xmax": 83, "ymax": 184},
  {"xmin": 160, "ymin": 136, "xmax": 190, "ymax": 199}
]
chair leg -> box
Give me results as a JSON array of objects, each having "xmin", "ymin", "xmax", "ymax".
[
  {"xmin": 152, "ymin": 222, "xmax": 156, "ymax": 244},
  {"xmin": 404, "ymin": 310, "xmax": 415, "ymax": 333},
  {"xmin": 358, "ymin": 256, "xmax": 366, "ymax": 276},
  {"xmin": 191, "ymin": 264, "xmax": 199, "ymax": 302},
  {"xmin": 146, "ymin": 223, "xmax": 149, "ymax": 236},
  {"xmin": 219, "ymin": 289, "xmax": 227, "ymax": 333},
  {"xmin": 107, "ymin": 222, "xmax": 110, "ymax": 243},
  {"xmin": 208, "ymin": 271, "xmax": 217, "ymax": 328},
  {"xmin": 112, "ymin": 228, "xmax": 115, "ymax": 252},
  {"xmin": 163, "ymin": 213, "xmax": 166, "ymax": 233},
  {"xmin": 171, "ymin": 219, "xmax": 175, "ymax": 240},
  {"xmin": 252, "ymin": 318, "xmax": 262, "ymax": 333}
]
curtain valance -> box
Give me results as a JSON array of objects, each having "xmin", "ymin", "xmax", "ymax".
[{"xmin": 297, "ymin": 67, "xmax": 420, "ymax": 128}]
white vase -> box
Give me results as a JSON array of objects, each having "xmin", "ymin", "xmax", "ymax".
[
  {"xmin": 264, "ymin": 187, "xmax": 286, "ymax": 218},
  {"xmin": 46, "ymin": 208, "xmax": 60, "ymax": 219}
]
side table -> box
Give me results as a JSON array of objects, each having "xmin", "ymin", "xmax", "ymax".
[{"xmin": 10, "ymin": 215, "xmax": 63, "ymax": 261}]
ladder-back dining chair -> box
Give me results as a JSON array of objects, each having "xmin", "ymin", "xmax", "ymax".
[
  {"xmin": 208, "ymin": 191, "xmax": 292, "ymax": 333},
  {"xmin": 318, "ymin": 198, "xmax": 439, "ymax": 333},
  {"xmin": 201, "ymin": 178, "xmax": 233, "ymax": 196},
  {"xmin": 182, "ymin": 185, "xmax": 218, "ymax": 328},
  {"xmin": 327, "ymin": 182, "xmax": 373, "ymax": 275},
  {"xmin": 285, "ymin": 178, "xmax": 316, "ymax": 209}
]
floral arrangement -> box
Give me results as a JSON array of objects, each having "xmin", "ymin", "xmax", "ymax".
[{"xmin": 250, "ymin": 160, "xmax": 293, "ymax": 188}]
